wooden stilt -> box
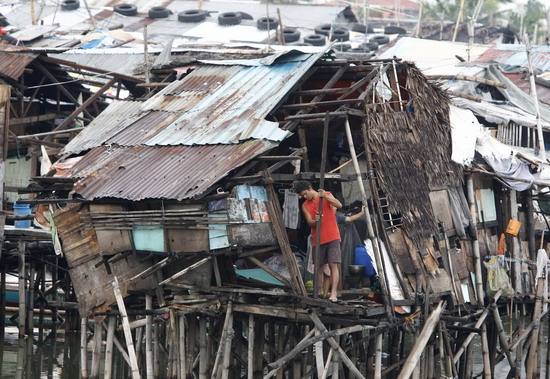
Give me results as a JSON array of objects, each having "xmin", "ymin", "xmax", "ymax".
[
  {"xmin": 153, "ymin": 323, "xmax": 160, "ymax": 378},
  {"xmin": 179, "ymin": 315, "xmax": 186, "ymax": 379},
  {"xmin": 199, "ymin": 318, "xmax": 207, "ymax": 379},
  {"xmin": 247, "ymin": 314, "xmax": 254, "ymax": 379},
  {"xmin": 18, "ymin": 242, "xmax": 26, "ymax": 340},
  {"xmin": 38, "ymin": 267, "xmax": 45, "ymax": 343},
  {"xmin": 374, "ymin": 334, "xmax": 383, "ymax": 379},
  {"xmin": 112, "ymin": 277, "xmax": 141, "ymax": 379},
  {"xmin": 104, "ymin": 316, "xmax": 116, "ymax": 379},
  {"xmin": 0, "ymin": 264, "xmax": 6, "ymax": 339},
  {"xmin": 321, "ymin": 348, "xmax": 334, "ymax": 379},
  {"xmin": 145, "ymin": 294, "xmax": 154, "ymax": 379},
  {"xmin": 526, "ymin": 276, "xmax": 545, "ymax": 378},
  {"xmin": 398, "ymin": 301, "xmax": 446, "ymax": 379},
  {"xmin": 81, "ymin": 317, "xmax": 89, "ymax": 379},
  {"xmin": 26, "ymin": 263, "xmax": 34, "ymax": 336},
  {"xmin": 91, "ymin": 320, "xmax": 102, "ymax": 378},
  {"xmin": 314, "ymin": 328, "xmax": 325, "ymax": 378},
  {"xmin": 490, "ymin": 302, "xmax": 514, "ymax": 373},
  {"xmin": 212, "ymin": 301, "xmax": 234, "ymax": 378},
  {"xmin": 480, "ymin": 324, "xmax": 492, "ymax": 379},
  {"xmin": 220, "ymin": 304, "xmax": 235, "ymax": 379}
]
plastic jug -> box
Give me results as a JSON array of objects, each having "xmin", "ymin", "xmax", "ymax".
[
  {"xmin": 354, "ymin": 245, "xmax": 376, "ymax": 277},
  {"xmin": 13, "ymin": 203, "xmax": 31, "ymax": 228}
]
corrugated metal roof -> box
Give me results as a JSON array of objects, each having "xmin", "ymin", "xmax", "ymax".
[
  {"xmin": 0, "ymin": 52, "xmax": 37, "ymax": 81},
  {"xmin": 505, "ymin": 72, "xmax": 550, "ymax": 105},
  {"xmin": 67, "ymin": 140, "xmax": 276, "ymax": 200},
  {"xmin": 55, "ymin": 51, "xmax": 148, "ymax": 78},
  {"xmin": 63, "ymin": 49, "xmax": 324, "ymax": 153},
  {"xmin": 476, "ymin": 45, "xmax": 550, "ymax": 72}
]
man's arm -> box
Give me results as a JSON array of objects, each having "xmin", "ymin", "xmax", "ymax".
[
  {"xmin": 345, "ymin": 205, "xmax": 365, "ymax": 223},
  {"xmin": 302, "ymin": 203, "xmax": 317, "ymax": 227},
  {"xmin": 319, "ymin": 189, "xmax": 342, "ymax": 209}
]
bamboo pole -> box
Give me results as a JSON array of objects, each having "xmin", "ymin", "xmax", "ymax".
[
  {"xmin": 112, "ymin": 277, "xmax": 141, "ymax": 379},
  {"xmin": 144, "ymin": 294, "xmax": 153, "ymax": 379},
  {"xmin": 526, "ymin": 273, "xmax": 546, "ymax": 377},
  {"xmin": 81, "ymin": 317, "xmax": 89, "ymax": 379},
  {"xmin": 153, "ymin": 323, "xmax": 160, "ymax": 378},
  {"xmin": 199, "ymin": 319, "xmax": 207, "ymax": 379},
  {"xmin": 179, "ymin": 315, "xmax": 186, "ymax": 379},
  {"xmin": 321, "ymin": 348, "xmax": 334, "ymax": 379},
  {"xmin": 158, "ymin": 257, "xmax": 211, "ymax": 286},
  {"xmin": 104, "ymin": 316, "xmax": 116, "ymax": 379},
  {"xmin": 452, "ymin": 0, "xmax": 466, "ymax": 43},
  {"xmin": 397, "ymin": 301, "xmax": 446, "ymax": 379},
  {"xmin": 453, "ymin": 290, "xmax": 503, "ymax": 364},
  {"xmin": 466, "ymin": 174, "xmax": 485, "ymax": 304},
  {"xmin": 480, "ymin": 324, "xmax": 492, "ymax": 379},
  {"xmin": 91, "ymin": 320, "xmax": 102, "ymax": 378},
  {"xmin": 524, "ymin": 33, "xmax": 546, "ymax": 160},
  {"xmin": 26, "ymin": 264, "xmax": 34, "ymax": 336},
  {"xmin": 220, "ymin": 305, "xmax": 235, "ymax": 379},
  {"xmin": 346, "ymin": 118, "xmax": 393, "ymax": 316},
  {"xmin": 212, "ymin": 301, "xmax": 234, "ymax": 377},
  {"xmin": 490, "ymin": 302, "xmax": 515, "ymax": 373}
]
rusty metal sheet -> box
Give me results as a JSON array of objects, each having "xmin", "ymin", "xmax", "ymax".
[
  {"xmin": 66, "ymin": 140, "xmax": 276, "ymax": 200},
  {"xmin": 0, "ymin": 52, "xmax": 37, "ymax": 81},
  {"xmin": 476, "ymin": 44, "xmax": 550, "ymax": 72},
  {"xmin": 505, "ymin": 72, "xmax": 550, "ymax": 106},
  {"xmin": 11, "ymin": 25, "xmax": 59, "ymax": 42}
]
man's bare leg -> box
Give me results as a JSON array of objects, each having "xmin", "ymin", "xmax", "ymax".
[{"xmin": 328, "ymin": 262, "xmax": 339, "ymax": 302}]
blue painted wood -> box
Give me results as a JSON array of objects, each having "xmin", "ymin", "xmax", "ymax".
[{"xmin": 132, "ymin": 228, "xmax": 165, "ymax": 252}]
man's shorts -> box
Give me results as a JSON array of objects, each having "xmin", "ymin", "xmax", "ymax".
[{"xmin": 318, "ymin": 240, "xmax": 341, "ymax": 265}]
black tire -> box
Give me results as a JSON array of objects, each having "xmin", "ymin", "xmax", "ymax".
[
  {"xmin": 178, "ymin": 9, "xmax": 207, "ymax": 23},
  {"xmin": 304, "ymin": 34, "xmax": 325, "ymax": 46},
  {"xmin": 218, "ymin": 12, "xmax": 241, "ymax": 26},
  {"xmin": 238, "ymin": 12, "xmax": 253, "ymax": 20},
  {"xmin": 257, "ymin": 17, "xmax": 278, "ymax": 30},
  {"xmin": 371, "ymin": 35, "xmax": 390, "ymax": 45},
  {"xmin": 351, "ymin": 23, "xmax": 374, "ymax": 34},
  {"xmin": 364, "ymin": 41, "xmax": 378, "ymax": 51},
  {"xmin": 114, "ymin": 3, "xmax": 137, "ymax": 16},
  {"xmin": 384, "ymin": 26, "xmax": 407, "ymax": 35},
  {"xmin": 314, "ymin": 23, "xmax": 332, "ymax": 36},
  {"xmin": 148, "ymin": 6, "xmax": 170, "ymax": 19},
  {"xmin": 283, "ymin": 28, "xmax": 300, "ymax": 43},
  {"xmin": 330, "ymin": 27, "xmax": 349, "ymax": 41},
  {"xmin": 333, "ymin": 43, "xmax": 351, "ymax": 51},
  {"xmin": 61, "ymin": 0, "xmax": 79, "ymax": 10}
]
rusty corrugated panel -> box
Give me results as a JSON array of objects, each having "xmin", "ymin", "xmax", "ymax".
[
  {"xmin": 505, "ymin": 73, "xmax": 550, "ymax": 105},
  {"xmin": 476, "ymin": 45, "xmax": 550, "ymax": 72},
  {"xmin": 108, "ymin": 111, "xmax": 181, "ymax": 146},
  {"xmin": 67, "ymin": 140, "xmax": 276, "ymax": 201},
  {"xmin": 0, "ymin": 52, "xmax": 37, "ymax": 81}
]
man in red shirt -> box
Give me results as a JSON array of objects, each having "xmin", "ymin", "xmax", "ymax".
[{"xmin": 294, "ymin": 180, "xmax": 342, "ymax": 302}]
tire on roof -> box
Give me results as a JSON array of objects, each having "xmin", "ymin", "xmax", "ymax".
[
  {"xmin": 283, "ymin": 28, "xmax": 300, "ymax": 43},
  {"xmin": 61, "ymin": 0, "xmax": 79, "ymax": 11},
  {"xmin": 114, "ymin": 4, "xmax": 137, "ymax": 16},
  {"xmin": 148, "ymin": 6, "xmax": 171, "ymax": 19},
  {"xmin": 330, "ymin": 27, "xmax": 349, "ymax": 41},
  {"xmin": 314, "ymin": 23, "xmax": 332, "ymax": 36},
  {"xmin": 218, "ymin": 12, "xmax": 242, "ymax": 26},
  {"xmin": 370, "ymin": 35, "xmax": 389, "ymax": 45},
  {"xmin": 238, "ymin": 12, "xmax": 253, "ymax": 20},
  {"xmin": 384, "ymin": 26, "xmax": 407, "ymax": 35},
  {"xmin": 257, "ymin": 17, "xmax": 278, "ymax": 30},
  {"xmin": 303, "ymin": 34, "xmax": 325, "ymax": 46},
  {"xmin": 178, "ymin": 9, "xmax": 207, "ymax": 23},
  {"xmin": 351, "ymin": 23, "xmax": 374, "ymax": 34}
]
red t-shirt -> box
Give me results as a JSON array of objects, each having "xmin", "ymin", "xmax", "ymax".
[{"xmin": 302, "ymin": 192, "xmax": 341, "ymax": 246}]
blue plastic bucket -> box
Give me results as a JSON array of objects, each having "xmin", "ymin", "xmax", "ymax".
[
  {"xmin": 14, "ymin": 203, "xmax": 31, "ymax": 228},
  {"xmin": 354, "ymin": 245, "xmax": 376, "ymax": 277}
]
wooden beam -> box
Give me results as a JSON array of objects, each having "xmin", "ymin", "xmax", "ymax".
[
  {"xmin": 33, "ymin": 61, "xmax": 94, "ymax": 120},
  {"xmin": 17, "ymin": 127, "xmax": 82, "ymax": 139},
  {"xmin": 279, "ymin": 98, "xmax": 365, "ymax": 111},
  {"xmin": 48, "ymin": 77, "xmax": 117, "ymax": 138},
  {"xmin": 426, "ymin": 75, "xmax": 507, "ymax": 89},
  {"xmin": 9, "ymin": 113, "xmax": 60, "ymax": 126}
]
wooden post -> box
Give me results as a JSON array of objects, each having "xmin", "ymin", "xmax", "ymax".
[
  {"xmin": 524, "ymin": 33, "xmax": 546, "ymax": 160},
  {"xmin": 143, "ymin": 25, "xmax": 150, "ymax": 87},
  {"xmin": 81, "ymin": 317, "xmax": 89, "ymax": 379},
  {"xmin": 104, "ymin": 316, "xmax": 116, "ymax": 379},
  {"xmin": 221, "ymin": 306, "xmax": 235, "ymax": 379},
  {"xmin": 26, "ymin": 263, "xmax": 34, "ymax": 336},
  {"xmin": 91, "ymin": 320, "xmax": 102, "ymax": 378},
  {"xmin": 145, "ymin": 294, "xmax": 154, "ymax": 379},
  {"xmin": 480, "ymin": 324, "xmax": 492, "ymax": 379},
  {"xmin": 247, "ymin": 315, "xmax": 254, "ymax": 379},
  {"xmin": 526, "ymin": 270, "xmax": 546, "ymax": 377},
  {"xmin": 153, "ymin": 323, "xmax": 160, "ymax": 378},
  {"xmin": 112, "ymin": 277, "xmax": 141, "ymax": 379},
  {"xmin": 0, "ymin": 265, "xmax": 5, "ymax": 339},
  {"xmin": 374, "ymin": 334, "xmax": 383, "ymax": 379},
  {"xmin": 490, "ymin": 302, "xmax": 515, "ymax": 373},
  {"xmin": 452, "ymin": 0, "xmax": 466, "ymax": 43},
  {"xmin": 199, "ymin": 318, "xmax": 207, "ymax": 379},
  {"xmin": 276, "ymin": 8, "xmax": 285, "ymax": 46},
  {"xmin": 397, "ymin": 301, "xmax": 446, "ymax": 379},
  {"xmin": 212, "ymin": 300, "xmax": 234, "ymax": 378},
  {"xmin": 18, "ymin": 242, "xmax": 26, "ymax": 340},
  {"xmin": 179, "ymin": 315, "xmax": 186, "ymax": 379}
]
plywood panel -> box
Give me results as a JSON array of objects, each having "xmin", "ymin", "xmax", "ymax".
[
  {"xmin": 90, "ymin": 204, "xmax": 132, "ymax": 254},
  {"xmin": 163, "ymin": 255, "xmax": 212, "ymax": 289},
  {"xmin": 386, "ymin": 229, "xmax": 416, "ymax": 274},
  {"xmin": 166, "ymin": 203, "xmax": 208, "ymax": 253},
  {"xmin": 429, "ymin": 190, "xmax": 454, "ymax": 233},
  {"xmin": 228, "ymin": 223, "xmax": 277, "ymax": 247}
]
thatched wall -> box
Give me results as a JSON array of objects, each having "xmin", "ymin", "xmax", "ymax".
[{"xmin": 366, "ymin": 64, "xmax": 462, "ymax": 246}]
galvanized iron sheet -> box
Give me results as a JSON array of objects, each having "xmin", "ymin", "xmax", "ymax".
[
  {"xmin": 0, "ymin": 52, "xmax": 37, "ymax": 81},
  {"xmin": 476, "ymin": 44, "xmax": 550, "ymax": 72},
  {"xmin": 67, "ymin": 140, "xmax": 276, "ymax": 200}
]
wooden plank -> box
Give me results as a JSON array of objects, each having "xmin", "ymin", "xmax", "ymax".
[
  {"xmin": 227, "ymin": 223, "xmax": 277, "ymax": 247},
  {"xmin": 386, "ymin": 229, "xmax": 416, "ymax": 274},
  {"xmin": 90, "ymin": 204, "xmax": 132, "ymax": 255},
  {"xmin": 428, "ymin": 190, "xmax": 454, "ymax": 235}
]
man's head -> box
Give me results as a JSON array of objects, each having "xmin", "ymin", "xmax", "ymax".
[{"xmin": 293, "ymin": 180, "xmax": 315, "ymax": 201}]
